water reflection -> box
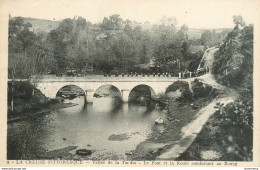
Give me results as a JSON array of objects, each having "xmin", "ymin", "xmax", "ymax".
[{"xmin": 93, "ymin": 96, "xmax": 122, "ymax": 113}]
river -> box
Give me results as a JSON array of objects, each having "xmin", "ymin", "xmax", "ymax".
[{"xmin": 8, "ymin": 96, "xmax": 167, "ymax": 160}]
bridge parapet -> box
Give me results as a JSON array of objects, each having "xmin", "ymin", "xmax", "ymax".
[{"xmin": 30, "ymin": 75, "xmax": 179, "ymax": 83}]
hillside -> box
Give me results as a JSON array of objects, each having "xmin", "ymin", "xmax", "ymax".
[
  {"xmin": 212, "ymin": 24, "xmax": 253, "ymax": 90},
  {"xmin": 19, "ymin": 17, "xmax": 60, "ymax": 33},
  {"xmin": 177, "ymin": 24, "xmax": 254, "ymax": 161}
]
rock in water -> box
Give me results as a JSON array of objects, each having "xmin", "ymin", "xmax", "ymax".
[
  {"xmin": 155, "ymin": 118, "xmax": 164, "ymax": 124},
  {"xmin": 125, "ymin": 151, "xmax": 133, "ymax": 155},
  {"xmin": 76, "ymin": 149, "xmax": 92, "ymax": 156}
]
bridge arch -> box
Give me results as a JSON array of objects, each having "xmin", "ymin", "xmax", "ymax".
[
  {"xmin": 56, "ymin": 85, "xmax": 85, "ymax": 99},
  {"xmin": 93, "ymin": 84, "xmax": 122, "ymax": 98},
  {"xmin": 128, "ymin": 84, "xmax": 156, "ymax": 104}
]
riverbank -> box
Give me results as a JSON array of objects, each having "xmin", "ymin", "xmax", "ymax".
[
  {"xmin": 8, "ymin": 102, "xmax": 78, "ymax": 123},
  {"xmin": 8, "ymin": 81, "xmax": 80, "ymax": 123},
  {"xmin": 127, "ymin": 89, "xmax": 219, "ymax": 160}
]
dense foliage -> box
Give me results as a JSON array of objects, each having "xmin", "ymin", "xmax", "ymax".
[
  {"xmin": 213, "ymin": 24, "xmax": 253, "ymax": 89},
  {"xmin": 8, "ymin": 15, "xmax": 229, "ymax": 78}
]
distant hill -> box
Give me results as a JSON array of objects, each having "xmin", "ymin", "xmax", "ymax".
[
  {"xmin": 181, "ymin": 27, "xmax": 233, "ymax": 40},
  {"xmin": 18, "ymin": 17, "xmax": 232, "ymax": 39},
  {"xmin": 18, "ymin": 17, "xmax": 60, "ymax": 34},
  {"xmin": 131, "ymin": 22, "xmax": 232, "ymax": 39},
  {"xmin": 133, "ymin": 22, "xmax": 232, "ymax": 39}
]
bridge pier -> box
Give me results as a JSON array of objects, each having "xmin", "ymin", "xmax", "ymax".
[
  {"xmin": 121, "ymin": 89, "xmax": 130, "ymax": 103},
  {"xmin": 85, "ymin": 89, "xmax": 94, "ymax": 103}
]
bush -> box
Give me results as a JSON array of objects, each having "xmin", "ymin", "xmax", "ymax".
[
  {"xmin": 165, "ymin": 81, "xmax": 189, "ymax": 94},
  {"xmin": 8, "ymin": 82, "xmax": 34, "ymax": 104}
]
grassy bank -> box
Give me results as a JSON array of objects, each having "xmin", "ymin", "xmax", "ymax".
[{"xmin": 127, "ymin": 79, "xmax": 219, "ymax": 160}]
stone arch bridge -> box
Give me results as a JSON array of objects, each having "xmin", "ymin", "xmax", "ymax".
[{"xmin": 30, "ymin": 76, "xmax": 194, "ymax": 103}]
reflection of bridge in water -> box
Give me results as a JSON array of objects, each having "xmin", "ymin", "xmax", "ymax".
[{"xmin": 29, "ymin": 75, "xmax": 196, "ymax": 103}]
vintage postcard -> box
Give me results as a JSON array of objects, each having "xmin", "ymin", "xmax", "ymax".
[{"xmin": 0, "ymin": 0, "xmax": 260, "ymax": 167}]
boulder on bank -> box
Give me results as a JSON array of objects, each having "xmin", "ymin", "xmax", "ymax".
[
  {"xmin": 191, "ymin": 79, "xmax": 217, "ymax": 99},
  {"xmin": 76, "ymin": 149, "xmax": 92, "ymax": 156},
  {"xmin": 191, "ymin": 79, "xmax": 206, "ymax": 98}
]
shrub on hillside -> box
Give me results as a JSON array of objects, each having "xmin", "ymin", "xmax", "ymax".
[
  {"xmin": 165, "ymin": 81, "xmax": 193, "ymax": 102},
  {"xmin": 165, "ymin": 81, "xmax": 189, "ymax": 94}
]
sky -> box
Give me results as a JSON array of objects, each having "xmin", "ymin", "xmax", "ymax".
[{"xmin": 4, "ymin": 0, "xmax": 260, "ymax": 29}]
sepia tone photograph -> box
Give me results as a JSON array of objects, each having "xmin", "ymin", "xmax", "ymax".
[{"xmin": 1, "ymin": 0, "xmax": 259, "ymax": 166}]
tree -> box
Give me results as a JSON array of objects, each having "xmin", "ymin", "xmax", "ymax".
[
  {"xmin": 102, "ymin": 17, "xmax": 114, "ymax": 30},
  {"xmin": 101, "ymin": 14, "xmax": 123, "ymax": 30},
  {"xmin": 139, "ymin": 44, "xmax": 148, "ymax": 64},
  {"xmin": 160, "ymin": 16, "xmax": 177, "ymax": 27},
  {"xmin": 124, "ymin": 19, "xmax": 132, "ymax": 33},
  {"xmin": 109, "ymin": 33, "xmax": 138, "ymax": 71},
  {"xmin": 233, "ymin": 15, "xmax": 245, "ymax": 29},
  {"xmin": 200, "ymin": 29, "xmax": 224, "ymax": 47},
  {"xmin": 156, "ymin": 17, "xmax": 178, "ymax": 45},
  {"xmin": 180, "ymin": 24, "xmax": 189, "ymax": 32},
  {"xmin": 47, "ymin": 30, "xmax": 67, "ymax": 71},
  {"xmin": 9, "ymin": 17, "xmax": 36, "ymax": 53},
  {"xmin": 8, "ymin": 17, "xmax": 53, "ymax": 78},
  {"xmin": 58, "ymin": 18, "xmax": 73, "ymax": 34},
  {"xmin": 109, "ymin": 14, "xmax": 123, "ymax": 30},
  {"xmin": 177, "ymin": 25, "xmax": 189, "ymax": 42},
  {"xmin": 153, "ymin": 42, "xmax": 184, "ymax": 73}
]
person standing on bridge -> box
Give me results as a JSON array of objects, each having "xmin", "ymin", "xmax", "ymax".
[{"xmin": 182, "ymin": 72, "xmax": 185, "ymax": 79}]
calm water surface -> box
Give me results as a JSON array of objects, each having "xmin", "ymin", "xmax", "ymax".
[{"xmin": 35, "ymin": 96, "xmax": 166, "ymax": 159}]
